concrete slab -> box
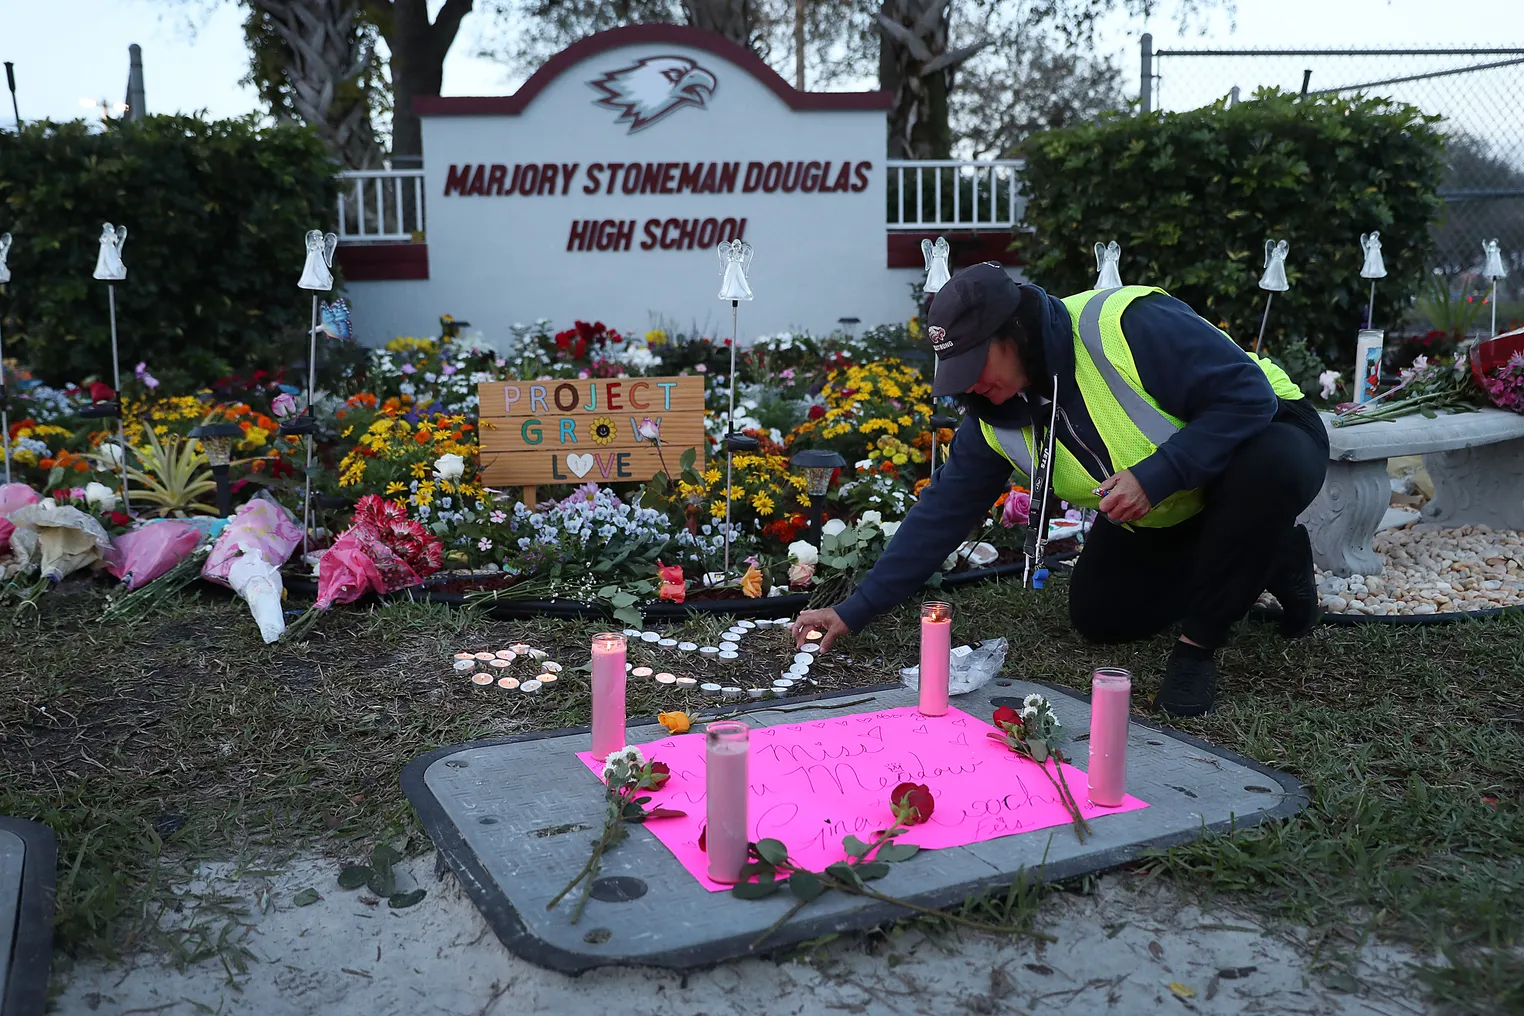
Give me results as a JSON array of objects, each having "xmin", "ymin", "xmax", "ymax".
[
  {"xmin": 402, "ymin": 681, "xmax": 1307, "ymax": 974},
  {"xmin": 0, "ymin": 818, "xmax": 56, "ymax": 1016}
]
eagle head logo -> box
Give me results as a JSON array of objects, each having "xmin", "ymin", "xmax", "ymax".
[{"xmin": 589, "ymin": 55, "xmax": 718, "ymax": 133}]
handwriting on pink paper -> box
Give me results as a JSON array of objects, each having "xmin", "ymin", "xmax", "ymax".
[{"xmin": 577, "ymin": 705, "xmax": 1149, "ymax": 892}]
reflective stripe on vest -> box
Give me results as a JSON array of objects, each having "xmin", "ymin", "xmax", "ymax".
[
  {"xmin": 1075, "ymin": 288, "xmax": 1180, "ymax": 447},
  {"xmin": 981, "ymin": 418, "xmax": 1034, "ymax": 477}
]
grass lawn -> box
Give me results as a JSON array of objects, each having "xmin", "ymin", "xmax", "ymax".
[{"xmin": 1, "ymin": 576, "xmax": 1520, "ymax": 1014}]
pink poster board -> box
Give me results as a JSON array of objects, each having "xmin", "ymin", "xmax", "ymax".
[{"xmin": 576, "ymin": 704, "xmax": 1149, "ymax": 892}]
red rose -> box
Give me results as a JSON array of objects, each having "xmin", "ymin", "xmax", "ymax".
[
  {"xmin": 107, "ymin": 511, "xmax": 131, "ymax": 527},
  {"xmin": 88, "ymin": 381, "xmax": 116, "ymax": 403},
  {"xmin": 648, "ymin": 760, "xmax": 671, "ymax": 787},
  {"xmin": 992, "ymin": 705, "xmax": 1020, "ymax": 728},
  {"xmin": 890, "ymin": 782, "xmax": 935, "ymax": 824},
  {"xmin": 807, "ymin": 405, "xmax": 826, "ymax": 420}
]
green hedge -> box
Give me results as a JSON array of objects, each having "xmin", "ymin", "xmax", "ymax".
[
  {"xmin": 1015, "ymin": 90, "xmax": 1447, "ymax": 384},
  {"xmin": 0, "ymin": 115, "xmax": 339, "ymax": 389}
]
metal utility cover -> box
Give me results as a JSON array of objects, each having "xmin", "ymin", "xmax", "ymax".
[{"xmin": 0, "ymin": 817, "xmax": 56, "ymax": 1016}]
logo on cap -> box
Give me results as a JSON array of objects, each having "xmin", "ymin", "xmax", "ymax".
[{"xmin": 928, "ymin": 325, "xmax": 950, "ymax": 352}]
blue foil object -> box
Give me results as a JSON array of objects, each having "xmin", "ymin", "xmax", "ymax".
[{"xmin": 1032, "ymin": 568, "xmax": 1049, "ymax": 590}]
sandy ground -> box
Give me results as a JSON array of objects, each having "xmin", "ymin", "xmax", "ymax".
[{"xmin": 52, "ymin": 855, "xmax": 1434, "ymax": 1016}]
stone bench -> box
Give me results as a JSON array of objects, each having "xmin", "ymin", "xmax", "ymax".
[{"xmin": 1297, "ymin": 408, "xmax": 1524, "ymax": 577}]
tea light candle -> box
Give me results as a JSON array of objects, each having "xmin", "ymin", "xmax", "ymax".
[
  {"xmin": 521, "ymin": 679, "xmax": 543, "ymax": 693},
  {"xmin": 718, "ymin": 651, "xmax": 739, "ymax": 661},
  {"xmin": 658, "ymin": 638, "xmax": 678, "ymax": 648},
  {"xmin": 495, "ymin": 649, "xmax": 516, "ymax": 660},
  {"xmin": 497, "ymin": 676, "xmax": 520, "ymax": 689},
  {"xmin": 705, "ymin": 720, "xmax": 750, "ymax": 883},
  {"xmin": 473, "ymin": 652, "xmax": 495, "ymax": 661},
  {"xmin": 631, "ymin": 666, "xmax": 654, "ymax": 679},
  {"xmin": 805, "ymin": 629, "xmax": 824, "ymax": 642},
  {"xmin": 622, "ymin": 629, "xmax": 642, "ymax": 638},
  {"xmin": 470, "ymin": 673, "xmax": 494, "ymax": 686},
  {"xmin": 747, "ymin": 687, "xmax": 767, "ymax": 698},
  {"xmin": 737, "ymin": 620, "xmax": 756, "ymax": 629},
  {"xmin": 453, "ymin": 659, "xmax": 476, "ymax": 673},
  {"xmin": 799, "ymin": 643, "xmax": 820, "ymax": 655},
  {"xmin": 1088, "ymin": 668, "xmax": 1132, "ymax": 808},
  {"xmin": 788, "ymin": 663, "xmax": 810, "ymax": 677},
  {"xmin": 488, "ymin": 659, "xmax": 511, "ymax": 669},
  {"xmin": 720, "ymin": 632, "xmax": 741, "ymax": 644},
  {"xmin": 675, "ymin": 676, "xmax": 698, "ymax": 687},
  {"xmin": 699, "ymin": 646, "xmax": 720, "ymax": 657},
  {"xmin": 677, "ymin": 642, "xmax": 699, "ymax": 653},
  {"xmin": 640, "ymin": 632, "xmax": 660, "ymax": 643},
  {"xmin": 537, "ymin": 672, "xmax": 558, "ymax": 684},
  {"xmin": 793, "ymin": 653, "xmax": 814, "ymax": 666},
  {"xmin": 590, "ymin": 633, "xmax": 628, "ymax": 760},
  {"xmin": 919, "ymin": 601, "xmax": 952, "ymax": 717},
  {"xmin": 542, "ymin": 662, "xmax": 562, "ymax": 673},
  {"xmin": 700, "ymin": 682, "xmax": 723, "ymax": 695},
  {"xmin": 655, "ymin": 673, "xmax": 677, "ymax": 685},
  {"xmin": 722, "ymin": 687, "xmax": 744, "ymax": 699},
  {"xmin": 509, "ymin": 643, "xmax": 531, "ymax": 655},
  {"xmin": 453, "ymin": 652, "xmax": 474, "ymax": 661},
  {"xmin": 772, "ymin": 679, "xmax": 795, "ymax": 691}
]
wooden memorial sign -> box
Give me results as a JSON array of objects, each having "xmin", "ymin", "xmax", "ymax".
[{"xmin": 476, "ymin": 376, "xmax": 706, "ymax": 490}]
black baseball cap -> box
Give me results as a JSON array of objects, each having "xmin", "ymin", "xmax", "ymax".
[{"xmin": 926, "ymin": 263, "xmax": 1023, "ymax": 397}]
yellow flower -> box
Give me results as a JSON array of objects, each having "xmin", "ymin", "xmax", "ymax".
[
  {"xmin": 410, "ymin": 461, "xmax": 430, "ymax": 479},
  {"xmin": 658, "ymin": 711, "xmax": 691, "ymax": 734},
  {"xmin": 645, "ymin": 328, "xmax": 668, "ymax": 347},
  {"xmin": 709, "ymin": 500, "xmax": 728, "ymax": 519},
  {"xmin": 751, "ymin": 491, "xmax": 775, "ymax": 516},
  {"xmin": 897, "ymin": 415, "xmax": 912, "ymax": 427},
  {"xmin": 385, "ymin": 481, "xmax": 406, "ymax": 496},
  {"xmin": 703, "ymin": 468, "xmax": 722, "ymax": 485},
  {"xmin": 589, "ymin": 417, "xmax": 617, "ymax": 445},
  {"xmin": 412, "ymin": 485, "xmax": 434, "ymax": 507}
]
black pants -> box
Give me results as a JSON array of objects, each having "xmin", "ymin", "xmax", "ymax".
[{"xmin": 1068, "ymin": 398, "xmax": 1330, "ymax": 650}]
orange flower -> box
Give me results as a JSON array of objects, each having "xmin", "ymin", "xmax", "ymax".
[
  {"xmin": 740, "ymin": 564, "xmax": 764, "ymax": 598},
  {"xmin": 913, "ymin": 478, "xmax": 930, "ymax": 496},
  {"xmin": 656, "ymin": 561, "xmax": 685, "ymax": 603},
  {"xmin": 658, "ymin": 711, "xmax": 692, "ymax": 734}
]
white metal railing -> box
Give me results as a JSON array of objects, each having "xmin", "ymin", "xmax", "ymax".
[
  {"xmin": 336, "ymin": 169, "xmax": 426, "ymax": 242},
  {"xmin": 885, "ymin": 159, "xmax": 1025, "ymax": 230},
  {"xmin": 334, "ymin": 160, "xmax": 1025, "ymax": 243}
]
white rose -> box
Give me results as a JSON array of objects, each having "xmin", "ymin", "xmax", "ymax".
[
  {"xmin": 84, "ymin": 482, "xmax": 118, "ymax": 511},
  {"xmin": 821, "ymin": 518, "xmax": 847, "ymax": 537},
  {"xmin": 881, "ymin": 520, "xmax": 901, "ymax": 539},
  {"xmin": 787, "ymin": 540, "xmax": 819, "ymax": 566},
  {"xmin": 97, "ymin": 443, "xmax": 125, "ymax": 468},
  {"xmin": 859, "ymin": 510, "xmax": 883, "ymax": 528},
  {"xmin": 433, "ymin": 452, "xmax": 465, "ymax": 481}
]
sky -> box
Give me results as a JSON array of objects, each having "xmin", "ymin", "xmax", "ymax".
[{"xmin": 2, "ymin": 0, "xmax": 1522, "ymax": 128}]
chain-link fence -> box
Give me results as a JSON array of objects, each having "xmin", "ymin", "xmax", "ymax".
[{"xmin": 1144, "ymin": 45, "xmax": 1524, "ymax": 298}]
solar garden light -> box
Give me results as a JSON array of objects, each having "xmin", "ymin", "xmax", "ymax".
[
  {"xmin": 790, "ymin": 448, "xmax": 845, "ymax": 547},
  {"xmin": 190, "ymin": 421, "xmax": 243, "ymax": 518}
]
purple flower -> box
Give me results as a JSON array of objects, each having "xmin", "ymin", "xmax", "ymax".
[
  {"xmin": 441, "ymin": 362, "xmax": 458, "ymax": 376},
  {"xmin": 271, "ymin": 393, "xmax": 297, "ymax": 419},
  {"xmin": 134, "ymin": 361, "xmax": 159, "ymax": 390},
  {"xmin": 400, "ymin": 363, "xmax": 416, "ymax": 375}
]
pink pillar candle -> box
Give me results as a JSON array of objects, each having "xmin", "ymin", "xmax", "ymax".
[
  {"xmin": 705, "ymin": 720, "xmax": 750, "ymax": 884},
  {"xmin": 1088, "ymin": 668, "xmax": 1132, "ymax": 807},
  {"xmin": 590, "ymin": 633, "xmax": 628, "ymax": 761},
  {"xmin": 919, "ymin": 601, "xmax": 952, "ymax": 717}
]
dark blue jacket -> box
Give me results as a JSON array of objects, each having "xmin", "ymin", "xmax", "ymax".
[{"xmin": 836, "ymin": 285, "xmax": 1280, "ymax": 633}]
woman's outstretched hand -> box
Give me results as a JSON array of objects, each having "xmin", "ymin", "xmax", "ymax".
[{"xmin": 790, "ymin": 607, "xmax": 849, "ymax": 651}]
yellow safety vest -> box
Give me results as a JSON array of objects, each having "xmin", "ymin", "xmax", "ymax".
[{"xmin": 978, "ymin": 286, "xmax": 1304, "ymax": 528}]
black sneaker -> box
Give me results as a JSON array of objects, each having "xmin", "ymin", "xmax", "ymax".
[
  {"xmin": 1153, "ymin": 646, "xmax": 1218, "ymax": 717},
  {"xmin": 1266, "ymin": 524, "xmax": 1320, "ymax": 639}
]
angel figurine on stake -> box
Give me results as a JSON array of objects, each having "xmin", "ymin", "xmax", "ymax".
[
  {"xmin": 91, "ymin": 222, "xmax": 131, "ymax": 510},
  {"xmin": 291, "ymin": 229, "xmax": 339, "ymax": 556},
  {"xmin": 93, "ymin": 223, "xmax": 128, "ymax": 281},
  {"xmin": 1359, "ymin": 231, "xmax": 1387, "ymax": 329},
  {"xmin": 1254, "ymin": 239, "xmax": 1290, "ymax": 353},
  {"xmin": 1483, "ymin": 238, "xmax": 1508, "ymax": 338},
  {"xmin": 1094, "ymin": 241, "xmax": 1122, "ymax": 289},
  {"xmin": 0, "ymin": 231, "xmax": 12, "ymax": 483},
  {"xmin": 716, "ymin": 239, "xmax": 756, "ymax": 582},
  {"xmin": 921, "ymin": 237, "xmax": 955, "ymax": 467}
]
